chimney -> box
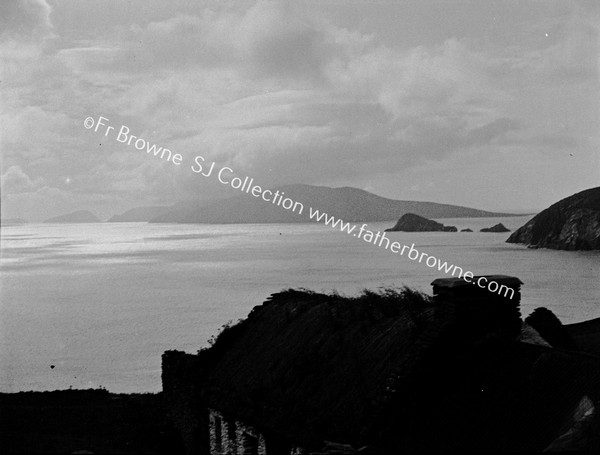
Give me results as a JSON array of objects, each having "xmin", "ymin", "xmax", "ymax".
[{"xmin": 431, "ymin": 275, "xmax": 523, "ymax": 339}]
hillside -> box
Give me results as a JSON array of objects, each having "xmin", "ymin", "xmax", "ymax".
[
  {"xmin": 108, "ymin": 206, "xmax": 171, "ymax": 222},
  {"xmin": 507, "ymin": 187, "xmax": 600, "ymax": 250},
  {"xmin": 44, "ymin": 210, "xmax": 101, "ymax": 223},
  {"xmin": 152, "ymin": 184, "xmax": 513, "ymax": 224},
  {"xmin": 0, "ymin": 218, "xmax": 28, "ymax": 225}
]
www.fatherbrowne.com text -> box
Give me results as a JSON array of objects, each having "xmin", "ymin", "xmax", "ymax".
[
  {"xmin": 84, "ymin": 115, "xmax": 515, "ymax": 300},
  {"xmin": 305, "ymin": 211, "xmax": 515, "ymax": 299}
]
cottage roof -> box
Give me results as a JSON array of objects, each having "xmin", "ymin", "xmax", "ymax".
[
  {"xmin": 163, "ymin": 284, "xmax": 600, "ymax": 453},
  {"xmin": 194, "ymin": 288, "xmax": 451, "ymax": 447}
]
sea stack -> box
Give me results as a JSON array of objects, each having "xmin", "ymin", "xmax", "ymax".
[
  {"xmin": 386, "ymin": 213, "xmax": 457, "ymax": 232},
  {"xmin": 481, "ymin": 223, "xmax": 510, "ymax": 233}
]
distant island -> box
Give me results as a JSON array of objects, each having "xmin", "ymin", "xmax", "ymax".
[
  {"xmin": 507, "ymin": 187, "xmax": 600, "ymax": 250},
  {"xmin": 0, "ymin": 218, "xmax": 28, "ymax": 226},
  {"xmin": 385, "ymin": 213, "xmax": 457, "ymax": 232},
  {"xmin": 481, "ymin": 223, "xmax": 510, "ymax": 233},
  {"xmin": 44, "ymin": 210, "xmax": 101, "ymax": 223},
  {"xmin": 150, "ymin": 184, "xmax": 515, "ymax": 224},
  {"xmin": 108, "ymin": 206, "xmax": 171, "ymax": 222}
]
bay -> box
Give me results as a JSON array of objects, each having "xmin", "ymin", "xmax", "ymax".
[{"xmin": 1, "ymin": 216, "xmax": 598, "ymax": 393}]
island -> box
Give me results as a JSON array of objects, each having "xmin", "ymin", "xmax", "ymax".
[
  {"xmin": 480, "ymin": 223, "xmax": 510, "ymax": 233},
  {"xmin": 385, "ymin": 213, "xmax": 457, "ymax": 232},
  {"xmin": 507, "ymin": 186, "xmax": 600, "ymax": 250},
  {"xmin": 151, "ymin": 184, "xmax": 515, "ymax": 224},
  {"xmin": 108, "ymin": 206, "xmax": 171, "ymax": 222},
  {"xmin": 0, "ymin": 218, "xmax": 27, "ymax": 225},
  {"xmin": 44, "ymin": 210, "xmax": 101, "ymax": 223},
  {"xmin": 461, "ymin": 228, "xmax": 473, "ymax": 232}
]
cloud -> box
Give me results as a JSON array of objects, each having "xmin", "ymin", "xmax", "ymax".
[
  {"xmin": 236, "ymin": 1, "xmax": 333, "ymax": 82},
  {"xmin": 0, "ymin": 0, "xmax": 55, "ymax": 82},
  {"xmin": 1, "ymin": 106, "xmax": 73, "ymax": 161},
  {"xmin": 1, "ymin": 185, "xmax": 74, "ymax": 221},
  {"xmin": 541, "ymin": 15, "xmax": 599, "ymax": 83},
  {"xmin": 0, "ymin": 0, "xmax": 52, "ymax": 40},
  {"xmin": 1, "ymin": 165, "xmax": 44, "ymax": 194},
  {"xmin": 1, "ymin": 0, "xmax": 598, "ymax": 218},
  {"xmin": 56, "ymin": 1, "xmax": 338, "ymax": 84}
]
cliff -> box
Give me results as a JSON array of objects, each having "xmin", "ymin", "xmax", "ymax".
[
  {"xmin": 507, "ymin": 187, "xmax": 600, "ymax": 250},
  {"xmin": 44, "ymin": 210, "xmax": 101, "ymax": 223},
  {"xmin": 385, "ymin": 213, "xmax": 457, "ymax": 232}
]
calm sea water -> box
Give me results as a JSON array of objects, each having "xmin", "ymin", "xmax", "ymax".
[{"xmin": 1, "ymin": 216, "xmax": 599, "ymax": 393}]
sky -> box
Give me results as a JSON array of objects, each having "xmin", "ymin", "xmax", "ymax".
[{"xmin": 1, "ymin": 0, "xmax": 599, "ymax": 221}]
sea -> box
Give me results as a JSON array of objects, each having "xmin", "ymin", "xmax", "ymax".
[{"xmin": 1, "ymin": 216, "xmax": 599, "ymax": 393}]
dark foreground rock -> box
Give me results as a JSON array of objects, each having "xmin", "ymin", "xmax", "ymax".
[
  {"xmin": 566, "ymin": 316, "xmax": 600, "ymax": 357},
  {"xmin": 385, "ymin": 213, "xmax": 457, "ymax": 232},
  {"xmin": 507, "ymin": 187, "xmax": 600, "ymax": 250},
  {"xmin": 0, "ymin": 389, "xmax": 170, "ymax": 454},
  {"xmin": 4, "ymin": 283, "xmax": 600, "ymax": 454},
  {"xmin": 481, "ymin": 222, "xmax": 510, "ymax": 232}
]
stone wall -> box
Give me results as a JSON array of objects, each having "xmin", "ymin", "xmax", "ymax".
[
  {"xmin": 162, "ymin": 350, "xmax": 210, "ymax": 455},
  {"xmin": 208, "ymin": 408, "xmax": 267, "ymax": 455}
]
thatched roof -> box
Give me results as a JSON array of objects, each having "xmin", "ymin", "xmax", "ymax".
[
  {"xmin": 163, "ymin": 286, "xmax": 600, "ymax": 453},
  {"xmin": 192, "ymin": 288, "xmax": 448, "ymax": 448}
]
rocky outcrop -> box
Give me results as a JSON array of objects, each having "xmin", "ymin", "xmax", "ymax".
[
  {"xmin": 525, "ymin": 307, "xmax": 578, "ymax": 350},
  {"xmin": 507, "ymin": 187, "xmax": 600, "ymax": 250},
  {"xmin": 385, "ymin": 213, "xmax": 457, "ymax": 232},
  {"xmin": 481, "ymin": 223, "xmax": 510, "ymax": 233},
  {"xmin": 566, "ymin": 317, "xmax": 600, "ymax": 357},
  {"xmin": 461, "ymin": 228, "xmax": 473, "ymax": 232}
]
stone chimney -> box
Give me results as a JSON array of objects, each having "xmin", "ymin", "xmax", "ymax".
[{"xmin": 431, "ymin": 275, "xmax": 523, "ymax": 339}]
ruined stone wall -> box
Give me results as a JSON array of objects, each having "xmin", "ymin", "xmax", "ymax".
[
  {"xmin": 208, "ymin": 408, "xmax": 267, "ymax": 455},
  {"xmin": 162, "ymin": 350, "xmax": 210, "ymax": 455},
  {"xmin": 163, "ymin": 350, "xmax": 303, "ymax": 455}
]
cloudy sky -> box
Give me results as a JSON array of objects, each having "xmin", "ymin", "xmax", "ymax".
[{"xmin": 1, "ymin": 0, "xmax": 598, "ymax": 220}]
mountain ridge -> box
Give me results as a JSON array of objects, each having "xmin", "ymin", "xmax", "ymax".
[
  {"xmin": 150, "ymin": 184, "xmax": 516, "ymax": 224},
  {"xmin": 108, "ymin": 206, "xmax": 171, "ymax": 222},
  {"xmin": 44, "ymin": 210, "xmax": 101, "ymax": 223}
]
